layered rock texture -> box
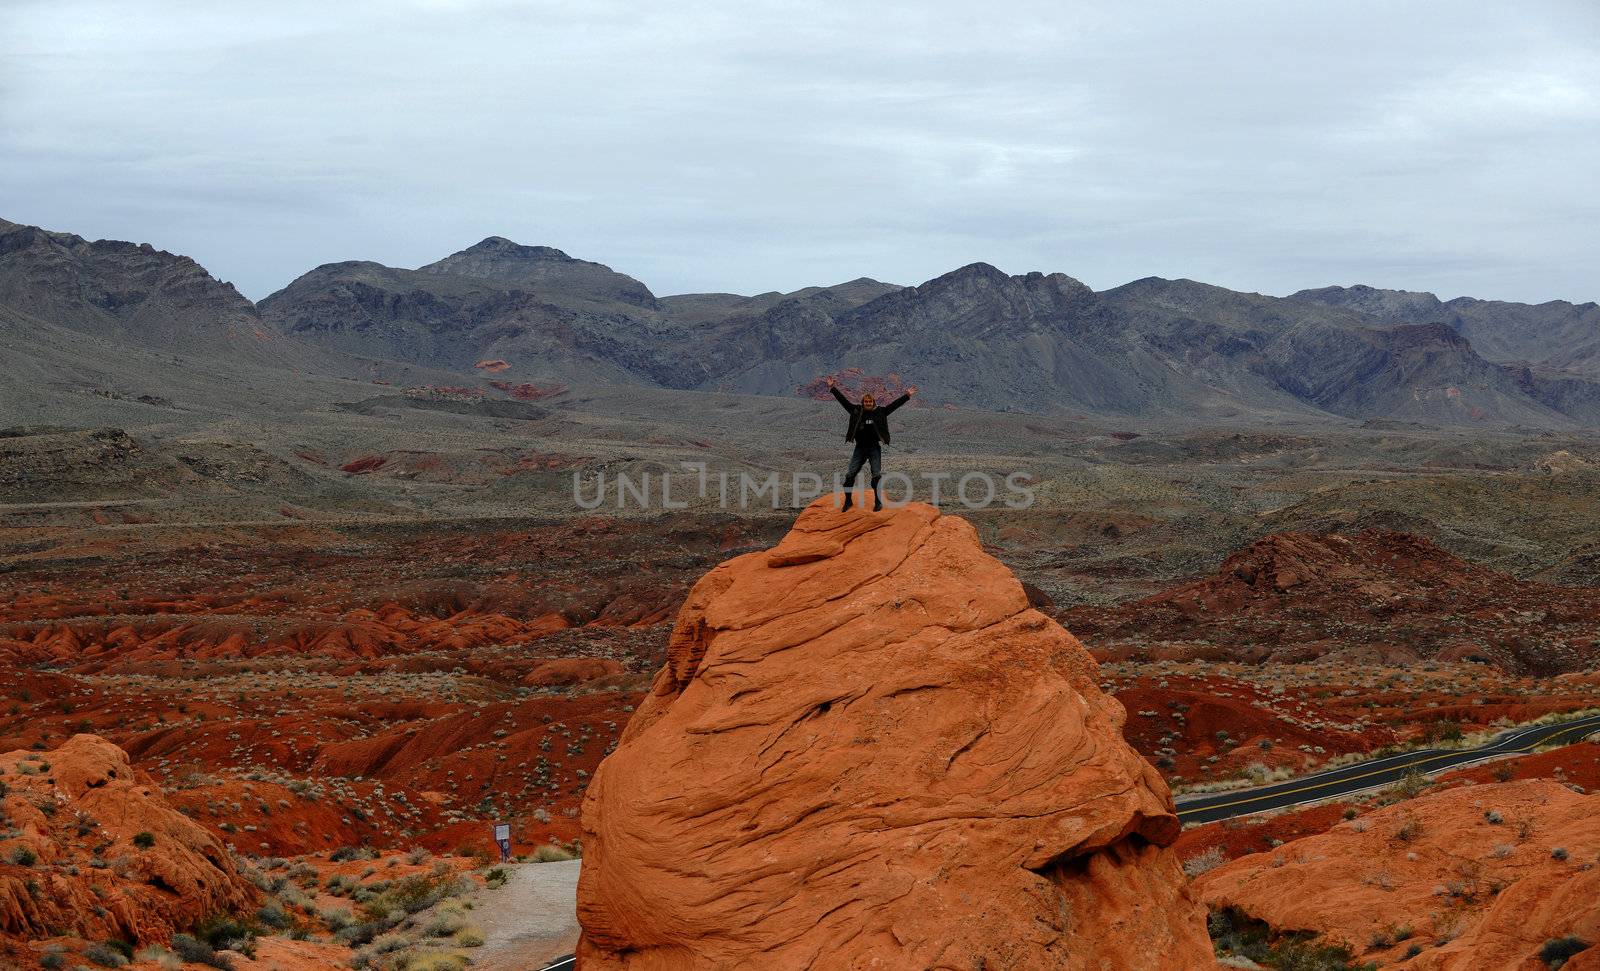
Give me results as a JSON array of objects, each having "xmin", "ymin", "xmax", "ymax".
[
  {"xmin": 576, "ymin": 497, "xmax": 1211, "ymax": 970},
  {"xmin": 1197, "ymin": 779, "xmax": 1600, "ymax": 970},
  {"xmin": 0, "ymin": 734, "xmax": 255, "ymax": 941}
]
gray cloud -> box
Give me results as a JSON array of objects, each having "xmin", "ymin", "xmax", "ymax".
[{"xmin": 2, "ymin": 0, "xmax": 1596, "ymax": 303}]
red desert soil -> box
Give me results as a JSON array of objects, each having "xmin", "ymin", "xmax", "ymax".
[{"xmin": 577, "ymin": 498, "xmax": 1212, "ymax": 969}]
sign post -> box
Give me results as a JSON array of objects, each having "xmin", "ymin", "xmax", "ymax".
[{"xmin": 493, "ymin": 823, "xmax": 512, "ymax": 863}]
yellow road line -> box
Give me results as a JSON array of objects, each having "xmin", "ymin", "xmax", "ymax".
[{"xmin": 1177, "ymin": 719, "xmax": 1600, "ymax": 818}]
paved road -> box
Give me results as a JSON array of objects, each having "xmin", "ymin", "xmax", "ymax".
[
  {"xmin": 532, "ymin": 712, "xmax": 1600, "ymax": 970},
  {"xmin": 1175, "ymin": 711, "xmax": 1600, "ymax": 825}
]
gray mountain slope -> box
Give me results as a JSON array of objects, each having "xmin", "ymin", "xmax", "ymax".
[
  {"xmin": 0, "ymin": 218, "xmax": 318, "ymax": 371},
  {"xmin": 1291, "ymin": 284, "xmax": 1600, "ymax": 376}
]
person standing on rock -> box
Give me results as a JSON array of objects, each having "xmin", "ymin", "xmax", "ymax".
[{"xmin": 827, "ymin": 376, "xmax": 915, "ymax": 511}]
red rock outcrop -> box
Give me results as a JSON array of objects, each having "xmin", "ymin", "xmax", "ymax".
[
  {"xmin": 1065, "ymin": 529, "xmax": 1600, "ymax": 673},
  {"xmin": 576, "ymin": 498, "xmax": 1211, "ymax": 970},
  {"xmin": 0, "ymin": 734, "xmax": 255, "ymax": 942},
  {"xmin": 1197, "ymin": 779, "xmax": 1600, "ymax": 969}
]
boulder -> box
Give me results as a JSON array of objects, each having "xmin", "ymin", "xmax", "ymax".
[
  {"xmin": 1197, "ymin": 779, "xmax": 1600, "ymax": 969},
  {"xmin": 576, "ymin": 498, "xmax": 1211, "ymax": 969},
  {"xmin": 0, "ymin": 734, "xmax": 255, "ymax": 942}
]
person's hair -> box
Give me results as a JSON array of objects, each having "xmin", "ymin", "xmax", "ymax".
[{"xmin": 861, "ymin": 393, "xmax": 876, "ymax": 406}]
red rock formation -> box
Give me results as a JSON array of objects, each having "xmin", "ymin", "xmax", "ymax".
[
  {"xmin": 1197, "ymin": 779, "xmax": 1600, "ymax": 969},
  {"xmin": 1064, "ymin": 529, "xmax": 1600, "ymax": 673},
  {"xmin": 522, "ymin": 657, "xmax": 625, "ymax": 687},
  {"xmin": 340, "ymin": 455, "xmax": 387, "ymax": 475},
  {"xmin": 576, "ymin": 498, "xmax": 1211, "ymax": 969},
  {"xmin": 0, "ymin": 734, "xmax": 254, "ymax": 942}
]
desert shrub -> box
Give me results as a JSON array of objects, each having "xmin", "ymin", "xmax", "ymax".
[
  {"xmin": 532, "ymin": 844, "xmax": 576, "ymax": 863},
  {"xmin": 320, "ymin": 907, "xmax": 356, "ymax": 931},
  {"xmin": 404, "ymin": 952, "xmax": 467, "ymax": 971},
  {"xmin": 134, "ymin": 946, "xmax": 181, "ymax": 971},
  {"xmin": 484, "ymin": 867, "xmax": 508, "ymax": 889},
  {"xmin": 406, "ymin": 847, "xmax": 430, "ymax": 865},
  {"xmin": 1390, "ymin": 770, "xmax": 1430, "ymax": 800},
  {"xmin": 9, "ymin": 846, "xmax": 37, "ymax": 866},
  {"xmin": 1208, "ymin": 907, "xmax": 1374, "ymax": 970},
  {"xmin": 423, "ymin": 908, "xmax": 467, "ymax": 938},
  {"xmin": 1484, "ymin": 809, "xmax": 1504, "ymax": 824},
  {"xmin": 1394, "ymin": 819, "xmax": 1423, "ymax": 842},
  {"xmin": 1541, "ymin": 937, "xmax": 1591, "ymax": 968},
  {"xmin": 1552, "ymin": 846, "xmax": 1570, "ymax": 861},
  {"xmin": 1423, "ymin": 720, "xmax": 1463, "ymax": 744},
  {"xmin": 455, "ymin": 925, "xmax": 485, "ymax": 948},
  {"xmin": 331, "ymin": 845, "xmax": 377, "ymax": 863},
  {"xmin": 132, "ymin": 832, "xmax": 155, "ymax": 849},
  {"xmin": 369, "ymin": 933, "xmax": 409, "ymax": 955},
  {"xmin": 255, "ymin": 901, "xmax": 292, "ymax": 930},
  {"xmin": 195, "ymin": 913, "xmax": 257, "ymax": 952},
  {"xmin": 83, "ymin": 942, "xmax": 128, "ymax": 968},
  {"xmin": 361, "ymin": 871, "xmax": 455, "ymax": 919},
  {"xmin": 1182, "ymin": 845, "xmax": 1227, "ymax": 878},
  {"xmin": 40, "ymin": 950, "xmax": 65, "ymax": 971},
  {"xmin": 170, "ymin": 934, "xmax": 233, "ymax": 971}
]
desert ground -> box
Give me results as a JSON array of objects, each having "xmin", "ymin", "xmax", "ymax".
[{"xmin": 5, "ymin": 380, "xmax": 1600, "ymax": 969}]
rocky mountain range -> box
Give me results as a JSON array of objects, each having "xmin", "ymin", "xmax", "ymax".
[{"xmin": 5, "ymin": 213, "xmax": 1599, "ymax": 427}]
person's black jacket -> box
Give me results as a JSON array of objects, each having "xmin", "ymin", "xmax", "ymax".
[{"xmin": 830, "ymin": 386, "xmax": 910, "ymax": 444}]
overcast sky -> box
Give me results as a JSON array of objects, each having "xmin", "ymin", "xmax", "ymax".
[{"xmin": 2, "ymin": 1, "xmax": 1597, "ymax": 303}]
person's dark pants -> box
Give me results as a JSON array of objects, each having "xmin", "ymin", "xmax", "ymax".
[{"xmin": 841, "ymin": 441, "xmax": 882, "ymax": 508}]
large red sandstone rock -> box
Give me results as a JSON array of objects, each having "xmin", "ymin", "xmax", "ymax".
[
  {"xmin": 576, "ymin": 498, "xmax": 1211, "ymax": 970},
  {"xmin": 0, "ymin": 734, "xmax": 255, "ymax": 942},
  {"xmin": 1197, "ymin": 779, "xmax": 1600, "ymax": 969}
]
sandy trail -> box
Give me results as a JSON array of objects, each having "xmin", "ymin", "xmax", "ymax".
[{"xmin": 470, "ymin": 860, "xmax": 582, "ymax": 970}]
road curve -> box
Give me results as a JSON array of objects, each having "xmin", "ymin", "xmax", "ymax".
[
  {"xmin": 533, "ymin": 713, "xmax": 1600, "ymax": 970},
  {"xmin": 1175, "ymin": 711, "xmax": 1600, "ymax": 825}
]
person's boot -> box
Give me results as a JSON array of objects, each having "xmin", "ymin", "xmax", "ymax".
[
  {"xmin": 840, "ymin": 490, "xmax": 853, "ymax": 511},
  {"xmin": 871, "ymin": 477, "xmax": 883, "ymax": 511}
]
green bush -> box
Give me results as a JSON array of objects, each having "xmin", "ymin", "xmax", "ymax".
[
  {"xmin": 8, "ymin": 846, "xmax": 37, "ymax": 867},
  {"xmin": 132, "ymin": 832, "xmax": 156, "ymax": 849},
  {"xmin": 83, "ymin": 942, "xmax": 128, "ymax": 968},
  {"xmin": 1541, "ymin": 937, "xmax": 1591, "ymax": 968},
  {"xmin": 255, "ymin": 902, "xmax": 292, "ymax": 930},
  {"xmin": 1209, "ymin": 907, "xmax": 1377, "ymax": 971},
  {"xmin": 360, "ymin": 872, "xmax": 455, "ymax": 920},
  {"xmin": 195, "ymin": 913, "xmax": 257, "ymax": 952},
  {"xmin": 170, "ymin": 934, "xmax": 233, "ymax": 971}
]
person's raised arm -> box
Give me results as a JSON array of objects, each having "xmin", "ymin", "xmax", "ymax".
[
  {"xmin": 827, "ymin": 377, "xmax": 853, "ymax": 410},
  {"xmin": 883, "ymin": 385, "xmax": 917, "ymax": 413}
]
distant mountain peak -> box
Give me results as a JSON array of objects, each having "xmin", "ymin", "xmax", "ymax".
[
  {"xmin": 930, "ymin": 262, "xmax": 1010, "ymax": 285},
  {"xmin": 419, "ymin": 236, "xmax": 658, "ymax": 310},
  {"xmin": 455, "ymin": 236, "xmax": 574, "ymax": 262}
]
